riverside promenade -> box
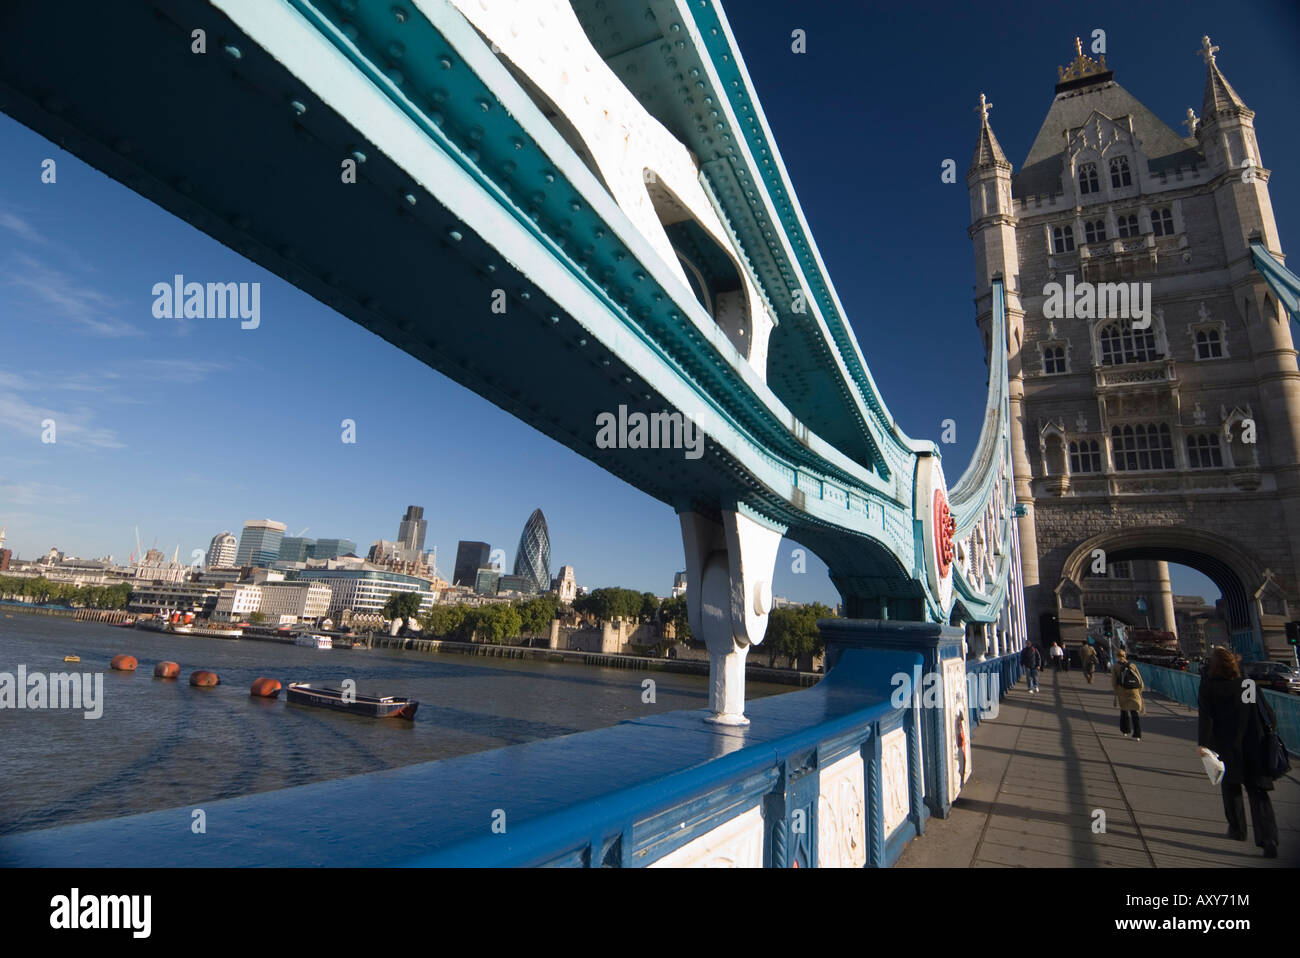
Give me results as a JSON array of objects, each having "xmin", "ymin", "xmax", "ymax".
[{"xmin": 899, "ymin": 665, "xmax": 1300, "ymax": 867}]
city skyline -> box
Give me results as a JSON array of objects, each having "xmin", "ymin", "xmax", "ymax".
[{"xmin": 3, "ymin": 1, "xmax": 1294, "ymax": 604}]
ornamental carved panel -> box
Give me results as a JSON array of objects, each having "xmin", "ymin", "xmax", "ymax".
[
  {"xmin": 880, "ymin": 728, "xmax": 910, "ymax": 836},
  {"xmin": 647, "ymin": 805, "xmax": 765, "ymax": 868},
  {"xmin": 943, "ymin": 656, "xmax": 971, "ymax": 804},
  {"xmin": 817, "ymin": 752, "xmax": 867, "ymax": 868}
]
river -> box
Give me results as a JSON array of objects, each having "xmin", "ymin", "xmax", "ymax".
[{"xmin": 0, "ymin": 614, "xmax": 792, "ymax": 835}]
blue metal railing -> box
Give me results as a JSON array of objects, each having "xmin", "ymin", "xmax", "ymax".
[
  {"xmin": 1134, "ymin": 662, "xmax": 1299, "ymax": 756},
  {"xmin": 965, "ymin": 651, "xmax": 1021, "ymax": 728}
]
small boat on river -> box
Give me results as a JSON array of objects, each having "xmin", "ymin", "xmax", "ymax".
[{"xmin": 285, "ymin": 682, "xmax": 418, "ymax": 719}]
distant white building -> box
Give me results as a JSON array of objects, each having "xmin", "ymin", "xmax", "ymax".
[
  {"xmin": 551, "ymin": 565, "xmax": 577, "ymax": 604},
  {"xmin": 294, "ymin": 567, "xmax": 435, "ymax": 616},
  {"xmin": 205, "ymin": 531, "xmax": 238, "ymax": 569},
  {"xmin": 215, "ymin": 584, "xmax": 262, "ymax": 621},
  {"xmin": 672, "ymin": 571, "xmax": 687, "ymax": 598},
  {"xmin": 259, "ymin": 581, "xmax": 332, "ymax": 624}
]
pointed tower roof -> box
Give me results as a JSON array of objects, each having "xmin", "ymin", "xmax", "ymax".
[
  {"xmin": 970, "ymin": 93, "xmax": 1011, "ymax": 172},
  {"xmin": 1198, "ymin": 35, "xmax": 1250, "ymax": 119},
  {"xmin": 1013, "ymin": 40, "xmax": 1200, "ymax": 197}
]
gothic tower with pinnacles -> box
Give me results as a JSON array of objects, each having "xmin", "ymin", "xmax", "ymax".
[{"xmin": 968, "ymin": 36, "xmax": 1299, "ymax": 660}]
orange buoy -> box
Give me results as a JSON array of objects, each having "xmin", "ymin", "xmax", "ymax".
[
  {"xmin": 189, "ymin": 670, "xmax": 220, "ymax": 688},
  {"xmin": 249, "ymin": 677, "xmax": 282, "ymax": 698},
  {"xmin": 110, "ymin": 654, "xmax": 138, "ymax": 672},
  {"xmin": 153, "ymin": 661, "xmax": 181, "ymax": 679}
]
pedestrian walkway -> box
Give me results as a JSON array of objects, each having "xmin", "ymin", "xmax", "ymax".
[{"xmin": 897, "ymin": 664, "xmax": 1300, "ymax": 867}]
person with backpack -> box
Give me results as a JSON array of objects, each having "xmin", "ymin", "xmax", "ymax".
[
  {"xmin": 1197, "ymin": 646, "xmax": 1281, "ymax": 858},
  {"xmin": 1111, "ymin": 649, "xmax": 1144, "ymax": 740},
  {"xmin": 1021, "ymin": 642, "xmax": 1042, "ymax": 694},
  {"xmin": 1079, "ymin": 641, "xmax": 1098, "ymax": 684}
]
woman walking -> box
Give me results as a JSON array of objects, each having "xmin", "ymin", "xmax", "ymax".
[
  {"xmin": 1111, "ymin": 649, "xmax": 1144, "ymax": 740},
  {"xmin": 1197, "ymin": 647, "xmax": 1280, "ymax": 858}
]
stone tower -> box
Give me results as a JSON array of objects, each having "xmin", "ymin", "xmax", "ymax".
[{"xmin": 968, "ymin": 37, "xmax": 1299, "ymax": 660}]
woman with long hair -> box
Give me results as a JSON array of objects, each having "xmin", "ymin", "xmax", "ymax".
[
  {"xmin": 1111, "ymin": 649, "xmax": 1144, "ymax": 740},
  {"xmin": 1197, "ymin": 646, "xmax": 1279, "ymax": 858}
]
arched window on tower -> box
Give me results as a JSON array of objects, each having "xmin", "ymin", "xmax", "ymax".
[
  {"xmin": 1109, "ymin": 156, "xmax": 1132, "ymax": 188},
  {"xmin": 1110, "ymin": 423, "xmax": 1174, "ymax": 471},
  {"xmin": 1052, "ymin": 225, "xmax": 1075, "ymax": 253},
  {"xmin": 1078, "ymin": 163, "xmax": 1099, "ymax": 195},
  {"xmin": 1043, "ymin": 346, "xmax": 1066, "ymax": 374},
  {"xmin": 1195, "ymin": 327, "xmax": 1224, "ymax": 359},
  {"xmin": 1186, "ymin": 432, "xmax": 1224, "ymax": 468},
  {"xmin": 1069, "ymin": 440, "xmax": 1101, "ymax": 473},
  {"xmin": 1084, "ymin": 219, "xmax": 1107, "ymax": 244},
  {"xmin": 1097, "ymin": 319, "xmax": 1160, "ymax": 365},
  {"xmin": 1116, "ymin": 213, "xmax": 1140, "ymax": 238}
]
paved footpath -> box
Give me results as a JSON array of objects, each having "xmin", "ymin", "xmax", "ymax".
[{"xmin": 897, "ymin": 665, "xmax": 1300, "ymax": 867}]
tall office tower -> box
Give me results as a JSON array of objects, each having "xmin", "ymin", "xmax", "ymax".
[
  {"xmin": 235, "ymin": 519, "xmax": 287, "ymax": 568},
  {"xmin": 452, "ymin": 540, "xmax": 491, "ymax": 587},
  {"xmin": 513, "ymin": 508, "xmax": 551, "ymax": 595},
  {"xmin": 397, "ymin": 505, "xmax": 427, "ymax": 560},
  {"xmin": 204, "ymin": 531, "xmax": 238, "ymax": 568},
  {"xmin": 277, "ymin": 537, "xmax": 315, "ymax": 562},
  {"xmin": 968, "ymin": 37, "xmax": 1299, "ymax": 659},
  {"xmin": 310, "ymin": 538, "xmax": 357, "ymax": 560}
]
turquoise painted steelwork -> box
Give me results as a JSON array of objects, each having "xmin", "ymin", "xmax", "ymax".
[
  {"xmin": 0, "ymin": 0, "xmax": 1033, "ymax": 862},
  {"xmin": 1251, "ymin": 241, "xmax": 1300, "ymax": 322},
  {"xmin": 0, "ymin": 0, "xmax": 1021, "ymax": 626}
]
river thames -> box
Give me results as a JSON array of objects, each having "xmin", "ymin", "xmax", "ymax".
[{"xmin": 0, "ymin": 615, "xmax": 792, "ymax": 836}]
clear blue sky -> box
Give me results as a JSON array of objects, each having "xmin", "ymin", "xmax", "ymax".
[{"xmin": 2, "ymin": 0, "xmax": 1296, "ymax": 604}]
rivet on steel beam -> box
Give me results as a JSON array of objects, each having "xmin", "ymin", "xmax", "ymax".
[
  {"xmin": 404, "ymin": 193, "xmax": 417, "ymax": 206},
  {"xmin": 389, "ymin": 42, "xmax": 405, "ymax": 58},
  {"xmin": 290, "ymin": 100, "xmax": 307, "ymax": 116},
  {"xmin": 223, "ymin": 44, "xmax": 242, "ymax": 59},
  {"xmin": 439, "ymin": 56, "xmax": 453, "ymax": 70},
  {"xmin": 448, "ymin": 229, "xmax": 463, "ymax": 241},
  {"xmin": 351, "ymin": 149, "xmax": 367, "ymax": 163},
  {"xmin": 391, "ymin": 6, "xmax": 408, "ymax": 23}
]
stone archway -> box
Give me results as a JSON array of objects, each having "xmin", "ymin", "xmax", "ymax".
[{"xmin": 1054, "ymin": 527, "xmax": 1286, "ymax": 660}]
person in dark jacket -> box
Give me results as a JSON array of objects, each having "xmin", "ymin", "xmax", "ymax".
[
  {"xmin": 1021, "ymin": 643, "xmax": 1042, "ymax": 694},
  {"xmin": 1197, "ymin": 646, "xmax": 1279, "ymax": 858},
  {"xmin": 1079, "ymin": 641, "xmax": 1098, "ymax": 683}
]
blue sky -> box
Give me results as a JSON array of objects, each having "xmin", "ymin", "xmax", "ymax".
[{"xmin": 2, "ymin": 0, "xmax": 1297, "ymax": 604}]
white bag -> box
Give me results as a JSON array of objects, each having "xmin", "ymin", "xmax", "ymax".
[{"xmin": 1200, "ymin": 749, "xmax": 1225, "ymax": 786}]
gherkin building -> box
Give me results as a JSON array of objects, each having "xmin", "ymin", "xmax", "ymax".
[{"xmin": 513, "ymin": 508, "xmax": 551, "ymax": 594}]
